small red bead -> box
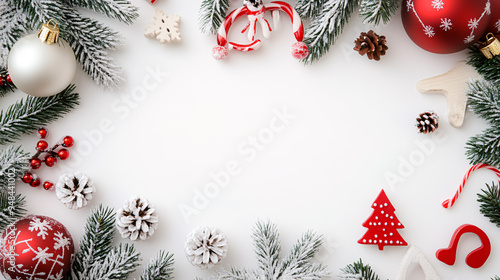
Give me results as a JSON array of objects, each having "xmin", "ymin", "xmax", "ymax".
[
  {"xmin": 30, "ymin": 158, "xmax": 42, "ymax": 169},
  {"xmin": 0, "ymin": 78, "xmax": 3, "ymax": 86},
  {"xmin": 36, "ymin": 140, "xmax": 49, "ymax": 151},
  {"xmin": 42, "ymin": 181, "xmax": 54, "ymax": 190},
  {"xmin": 6, "ymin": 74, "xmax": 11, "ymax": 83},
  {"xmin": 38, "ymin": 128, "xmax": 48, "ymax": 139},
  {"xmin": 22, "ymin": 172, "xmax": 33, "ymax": 184},
  {"xmin": 30, "ymin": 177, "xmax": 41, "ymax": 187},
  {"xmin": 62, "ymin": 136, "xmax": 74, "ymax": 147},
  {"xmin": 58, "ymin": 149, "xmax": 70, "ymax": 160},
  {"xmin": 44, "ymin": 155, "xmax": 57, "ymax": 167}
]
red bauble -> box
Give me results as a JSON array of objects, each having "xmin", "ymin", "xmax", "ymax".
[
  {"xmin": 37, "ymin": 128, "xmax": 48, "ymax": 139},
  {"xmin": 30, "ymin": 158, "xmax": 42, "ymax": 169},
  {"xmin": 402, "ymin": 0, "xmax": 492, "ymax": 54},
  {"xmin": 36, "ymin": 140, "xmax": 49, "ymax": 151},
  {"xmin": 57, "ymin": 149, "xmax": 70, "ymax": 160},
  {"xmin": 0, "ymin": 215, "xmax": 74, "ymax": 280},
  {"xmin": 44, "ymin": 155, "xmax": 57, "ymax": 167},
  {"xmin": 487, "ymin": 0, "xmax": 500, "ymax": 35},
  {"xmin": 62, "ymin": 136, "xmax": 74, "ymax": 147}
]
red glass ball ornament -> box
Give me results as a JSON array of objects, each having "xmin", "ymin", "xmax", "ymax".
[
  {"xmin": 29, "ymin": 177, "xmax": 40, "ymax": 187},
  {"xmin": 37, "ymin": 127, "xmax": 48, "ymax": 139},
  {"xmin": 487, "ymin": 0, "xmax": 500, "ymax": 35},
  {"xmin": 0, "ymin": 215, "xmax": 74, "ymax": 280},
  {"xmin": 58, "ymin": 149, "xmax": 70, "ymax": 160},
  {"xmin": 62, "ymin": 136, "xmax": 74, "ymax": 147},
  {"xmin": 36, "ymin": 140, "xmax": 49, "ymax": 151},
  {"xmin": 42, "ymin": 181, "xmax": 54, "ymax": 190},
  {"xmin": 30, "ymin": 158, "xmax": 42, "ymax": 169},
  {"xmin": 21, "ymin": 172, "xmax": 33, "ymax": 184},
  {"xmin": 44, "ymin": 155, "xmax": 57, "ymax": 167},
  {"xmin": 402, "ymin": 0, "xmax": 492, "ymax": 54}
]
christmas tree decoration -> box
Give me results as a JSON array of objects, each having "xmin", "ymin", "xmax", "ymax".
[
  {"xmin": 145, "ymin": 9, "xmax": 182, "ymax": 44},
  {"xmin": 358, "ymin": 189, "xmax": 408, "ymax": 250},
  {"xmin": 415, "ymin": 111, "xmax": 439, "ymax": 134},
  {"xmin": 67, "ymin": 205, "xmax": 174, "ymax": 279},
  {"xmin": 417, "ymin": 61, "xmax": 481, "ymax": 128},
  {"xmin": 0, "ymin": 85, "xmax": 79, "ymax": 145},
  {"xmin": 201, "ymin": 220, "xmax": 330, "ymax": 279},
  {"xmin": 1, "ymin": 0, "xmax": 138, "ymax": 88},
  {"xmin": 0, "ymin": 215, "xmax": 75, "ymax": 280},
  {"xmin": 56, "ymin": 172, "xmax": 95, "ymax": 210},
  {"xmin": 478, "ymin": 33, "xmax": 500, "ymax": 59},
  {"xmin": 436, "ymin": 224, "xmax": 491, "ymax": 269},
  {"xmin": 353, "ymin": 30, "xmax": 388, "ymax": 61},
  {"xmin": 0, "ymin": 192, "xmax": 26, "ymax": 232},
  {"xmin": 487, "ymin": 0, "xmax": 500, "ymax": 35},
  {"xmin": 402, "ymin": 0, "xmax": 492, "ymax": 54},
  {"xmin": 339, "ymin": 259, "xmax": 381, "ymax": 280},
  {"xmin": 478, "ymin": 183, "xmax": 500, "ymax": 227},
  {"xmin": 7, "ymin": 20, "xmax": 76, "ymax": 97},
  {"xmin": 395, "ymin": 246, "xmax": 441, "ymax": 280},
  {"xmin": 442, "ymin": 163, "xmax": 500, "ymax": 208},
  {"xmin": 0, "ymin": 145, "xmax": 30, "ymax": 189},
  {"xmin": 213, "ymin": 0, "xmax": 308, "ymax": 60},
  {"xmin": 185, "ymin": 226, "xmax": 228, "ymax": 269},
  {"xmin": 117, "ymin": 196, "xmax": 159, "ymax": 241}
]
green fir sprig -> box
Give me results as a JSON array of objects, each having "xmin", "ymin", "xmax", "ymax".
[
  {"xmin": 477, "ymin": 183, "xmax": 500, "ymax": 227},
  {"xmin": 0, "ymin": 145, "xmax": 30, "ymax": 189},
  {"xmin": 198, "ymin": 0, "xmax": 229, "ymax": 35},
  {"xmin": 140, "ymin": 251, "xmax": 175, "ymax": 280},
  {"xmin": 0, "ymin": 84, "xmax": 80, "ymax": 145},
  {"xmin": 0, "ymin": 192, "xmax": 26, "ymax": 232},
  {"xmin": 0, "ymin": 68, "xmax": 16, "ymax": 97},
  {"xmin": 359, "ymin": 0, "xmax": 400, "ymax": 25},
  {"xmin": 339, "ymin": 259, "xmax": 382, "ymax": 280},
  {"xmin": 468, "ymin": 45, "xmax": 500, "ymax": 85},
  {"xmin": 296, "ymin": 0, "xmax": 323, "ymax": 19}
]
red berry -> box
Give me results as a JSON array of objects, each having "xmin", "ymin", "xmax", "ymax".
[
  {"xmin": 38, "ymin": 128, "xmax": 48, "ymax": 139},
  {"xmin": 58, "ymin": 149, "xmax": 70, "ymax": 160},
  {"xmin": 43, "ymin": 181, "xmax": 54, "ymax": 190},
  {"xmin": 0, "ymin": 78, "xmax": 3, "ymax": 86},
  {"xmin": 6, "ymin": 74, "xmax": 11, "ymax": 83},
  {"xmin": 22, "ymin": 172, "xmax": 33, "ymax": 184},
  {"xmin": 30, "ymin": 158, "xmax": 42, "ymax": 169},
  {"xmin": 62, "ymin": 136, "xmax": 74, "ymax": 147},
  {"xmin": 44, "ymin": 155, "xmax": 57, "ymax": 167},
  {"xmin": 36, "ymin": 140, "xmax": 49, "ymax": 151},
  {"xmin": 30, "ymin": 177, "xmax": 41, "ymax": 187}
]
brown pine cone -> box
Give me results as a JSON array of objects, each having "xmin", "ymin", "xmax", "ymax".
[
  {"xmin": 416, "ymin": 111, "xmax": 439, "ymax": 134},
  {"xmin": 353, "ymin": 30, "xmax": 388, "ymax": 61}
]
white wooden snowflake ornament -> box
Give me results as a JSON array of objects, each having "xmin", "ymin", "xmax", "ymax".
[{"xmin": 145, "ymin": 8, "xmax": 181, "ymax": 43}]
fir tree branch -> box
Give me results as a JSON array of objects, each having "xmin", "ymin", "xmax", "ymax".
[
  {"xmin": 69, "ymin": 205, "xmax": 116, "ymax": 279},
  {"xmin": 339, "ymin": 259, "xmax": 381, "ymax": 280},
  {"xmin": 466, "ymin": 127, "xmax": 500, "ymax": 167},
  {"xmin": 0, "ymin": 68, "xmax": 16, "ymax": 98},
  {"xmin": 359, "ymin": 0, "xmax": 399, "ymax": 25},
  {"xmin": 468, "ymin": 45, "xmax": 500, "ymax": 85},
  {"xmin": 467, "ymin": 80, "xmax": 500, "ymax": 125},
  {"xmin": 199, "ymin": 0, "xmax": 229, "ymax": 35},
  {"xmin": 213, "ymin": 267, "xmax": 259, "ymax": 280},
  {"xmin": 88, "ymin": 243, "xmax": 140, "ymax": 280},
  {"xmin": 492, "ymin": 277, "xmax": 500, "ymax": 280},
  {"xmin": 295, "ymin": 0, "xmax": 324, "ymax": 19},
  {"xmin": 0, "ymin": 192, "xmax": 26, "ymax": 232},
  {"xmin": 253, "ymin": 220, "xmax": 281, "ymax": 279},
  {"xmin": 302, "ymin": 0, "xmax": 359, "ymax": 64},
  {"xmin": 0, "ymin": 0, "xmax": 30, "ymax": 69},
  {"xmin": 477, "ymin": 183, "xmax": 500, "ymax": 227},
  {"xmin": 0, "ymin": 146, "xmax": 30, "ymax": 189},
  {"xmin": 0, "ymin": 85, "xmax": 80, "ymax": 145},
  {"xmin": 62, "ymin": 0, "xmax": 138, "ymax": 25},
  {"xmin": 139, "ymin": 251, "xmax": 175, "ymax": 280}
]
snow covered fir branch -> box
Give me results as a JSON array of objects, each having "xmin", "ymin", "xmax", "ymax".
[
  {"xmin": 198, "ymin": 220, "xmax": 330, "ymax": 280},
  {"xmin": 338, "ymin": 259, "xmax": 381, "ymax": 280},
  {"xmin": 198, "ymin": 0, "xmax": 400, "ymax": 63},
  {"xmin": 0, "ymin": 68, "xmax": 16, "ymax": 97},
  {"xmin": 0, "ymin": 145, "xmax": 30, "ymax": 188},
  {"xmin": 468, "ymin": 45, "xmax": 500, "ymax": 85},
  {"xmin": 0, "ymin": 0, "xmax": 138, "ymax": 87},
  {"xmin": 0, "ymin": 192, "xmax": 26, "ymax": 232},
  {"xmin": 478, "ymin": 183, "xmax": 500, "ymax": 228},
  {"xmin": 66, "ymin": 205, "xmax": 175, "ymax": 280}
]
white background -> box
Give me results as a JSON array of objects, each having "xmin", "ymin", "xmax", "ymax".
[{"xmin": 2, "ymin": 0, "xmax": 499, "ymax": 279}]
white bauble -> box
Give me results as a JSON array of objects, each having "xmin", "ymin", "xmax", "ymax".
[{"xmin": 7, "ymin": 34, "xmax": 76, "ymax": 97}]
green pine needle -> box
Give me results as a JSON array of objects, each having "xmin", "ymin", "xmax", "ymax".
[
  {"xmin": 199, "ymin": 0, "xmax": 229, "ymax": 35},
  {"xmin": 140, "ymin": 251, "xmax": 175, "ymax": 280},
  {"xmin": 492, "ymin": 277, "xmax": 500, "ymax": 280},
  {"xmin": 0, "ymin": 145, "xmax": 30, "ymax": 189},
  {"xmin": 478, "ymin": 183, "xmax": 500, "ymax": 227},
  {"xmin": 466, "ymin": 127, "xmax": 500, "ymax": 167},
  {"xmin": 0, "ymin": 68, "xmax": 16, "ymax": 97},
  {"xmin": 468, "ymin": 46, "xmax": 500, "ymax": 85},
  {"xmin": 63, "ymin": 0, "xmax": 139, "ymax": 25},
  {"xmin": 295, "ymin": 0, "xmax": 324, "ymax": 19},
  {"xmin": 339, "ymin": 259, "xmax": 381, "ymax": 280},
  {"xmin": 88, "ymin": 243, "xmax": 141, "ymax": 280},
  {"xmin": 359, "ymin": 0, "xmax": 400, "ymax": 26},
  {"xmin": 0, "ymin": 192, "xmax": 27, "ymax": 232},
  {"xmin": 0, "ymin": 84, "xmax": 79, "ymax": 145}
]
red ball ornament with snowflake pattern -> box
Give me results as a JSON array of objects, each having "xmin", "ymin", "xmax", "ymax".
[
  {"xmin": 487, "ymin": 0, "xmax": 500, "ymax": 35},
  {"xmin": 0, "ymin": 215, "xmax": 74, "ymax": 280},
  {"xmin": 402, "ymin": 0, "xmax": 492, "ymax": 54}
]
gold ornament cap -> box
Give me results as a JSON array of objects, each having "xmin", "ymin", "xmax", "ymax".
[
  {"xmin": 38, "ymin": 20, "xmax": 59, "ymax": 45},
  {"xmin": 479, "ymin": 33, "xmax": 500, "ymax": 59}
]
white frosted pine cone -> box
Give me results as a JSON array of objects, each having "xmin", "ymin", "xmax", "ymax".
[
  {"xmin": 116, "ymin": 196, "xmax": 158, "ymax": 241},
  {"xmin": 55, "ymin": 172, "xmax": 95, "ymax": 210},
  {"xmin": 185, "ymin": 226, "xmax": 228, "ymax": 269}
]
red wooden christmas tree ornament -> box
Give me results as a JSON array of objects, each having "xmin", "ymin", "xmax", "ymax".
[{"xmin": 358, "ymin": 189, "xmax": 408, "ymax": 250}]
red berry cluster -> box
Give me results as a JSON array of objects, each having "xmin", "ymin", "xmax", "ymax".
[
  {"xmin": 22, "ymin": 128, "xmax": 75, "ymax": 190},
  {"xmin": 0, "ymin": 73, "xmax": 12, "ymax": 86}
]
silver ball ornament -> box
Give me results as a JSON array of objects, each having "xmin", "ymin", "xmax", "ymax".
[{"xmin": 7, "ymin": 34, "xmax": 76, "ymax": 97}]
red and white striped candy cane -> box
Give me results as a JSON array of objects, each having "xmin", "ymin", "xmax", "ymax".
[{"xmin": 442, "ymin": 163, "xmax": 500, "ymax": 208}]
